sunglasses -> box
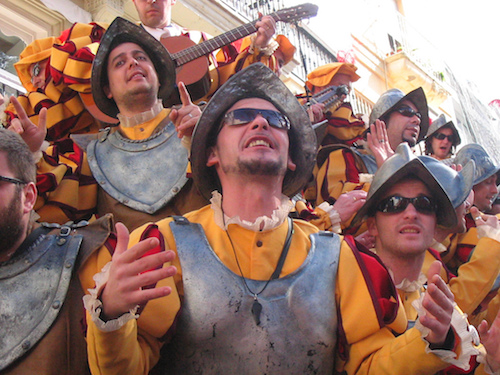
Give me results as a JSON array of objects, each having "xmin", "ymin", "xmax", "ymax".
[
  {"xmin": 221, "ymin": 108, "xmax": 291, "ymax": 131},
  {"xmin": 393, "ymin": 106, "xmax": 422, "ymax": 120},
  {"xmin": 0, "ymin": 175, "xmax": 27, "ymax": 185},
  {"xmin": 376, "ymin": 195, "xmax": 437, "ymax": 215},
  {"xmin": 433, "ymin": 133, "xmax": 454, "ymax": 142}
]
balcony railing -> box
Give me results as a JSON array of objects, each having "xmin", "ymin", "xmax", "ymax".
[{"xmin": 217, "ymin": 0, "xmax": 337, "ymax": 82}]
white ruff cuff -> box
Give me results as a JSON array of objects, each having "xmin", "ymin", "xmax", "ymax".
[
  {"xmin": 82, "ymin": 261, "xmax": 139, "ymax": 332},
  {"xmin": 317, "ymin": 202, "xmax": 341, "ymax": 234},
  {"xmin": 412, "ymin": 295, "xmax": 485, "ymax": 371}
]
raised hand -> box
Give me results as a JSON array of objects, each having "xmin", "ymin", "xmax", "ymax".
[
  {"xmin": 169, "ymin": 82, "xmax": 201, "ymax": 139},
  {"xmin": 100, "ymin": 222, "xmax": 177, "ymax": 320},
  {"xmin": 366, "ymin": 120, "xmax": 394, "ymax": 168},
  {"xmin": 254, "ymin": 13, "xmax": 276, "ymax": 49},
  {"xmin": 471, "ymin": 206, "xmax": 500, "ymax": 229},
  {"xmin": 420, "ymin": 260, "xmax": 455, "ymax": 346},
  {"xmin": 7, "ymin": 96, "xmax": 47, "ymax": 153},
  {"xmin": 307, "ymin": 102, "xmax": 325, "ymax": 124},
  {"xmin": 478, "ymin": 308, "xmax": 500, "ymax": 373},
  {"xmin": 333, "ymin": 190, "xmax": 367, "ymax": 224}
]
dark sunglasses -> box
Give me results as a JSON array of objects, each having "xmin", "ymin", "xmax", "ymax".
[
  {"xmin": 376, "ymin": 195, "xmax": 437, "ymax": 215},
  {"xmin": 433, "ymin": 133, "xmax": 454, "ymax": 142},
  {"xmin": 0, "ymin": 175, "xmax": 27, "ymax": 185},
  {"xmin": 393, "ymin": 106, "xmax": 422, "ymax": 119},
  {"xmin": 221, "ymin": 108, "xmax": 291, "ymax": 131}
]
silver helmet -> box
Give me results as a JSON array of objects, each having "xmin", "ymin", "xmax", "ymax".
[
  {"xmin": 351, "ymin": 143, "xmax": 456, "ymax": 228},
  {"xmin": 454, "ymin": 144, "xmax": 500, "ymax": 185}
]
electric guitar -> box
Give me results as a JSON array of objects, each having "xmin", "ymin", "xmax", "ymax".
[{"xmin": 162, "ymin": 3, "xmax": 318, "ymax": 106}]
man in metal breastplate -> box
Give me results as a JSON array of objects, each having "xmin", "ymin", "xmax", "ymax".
[
  {"xmin": 80, "ymin": 64, "xmax": 477, "ymax": 374},
  {"xmin": 73, "ymin": 17, "xmax": 209, "ymax": 231},
  {"xmin": 0, "ymin": 129, "xmax": 113, "ymax": 374}
]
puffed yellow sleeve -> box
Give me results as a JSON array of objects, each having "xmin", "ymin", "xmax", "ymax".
[{"xmin": 79, "ymin": 221, "xmax": 181, "ymax": 375}]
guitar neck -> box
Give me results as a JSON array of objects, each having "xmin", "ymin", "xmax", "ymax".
[
  {"xmin": 171, "ymin": 3, "xmax": 318, "ymax": 67},
  {"xmin": 173, "ymin": 21, "xmax": 258, "ymax": 67}
]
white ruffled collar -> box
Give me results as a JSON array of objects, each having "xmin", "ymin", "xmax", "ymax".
[
  {"xmin": 210, "ymin": 190, "xmax": 293, "ymax": 231},
  {"xmin": 395, "ymin": 272, "xmax": 427, "ymax": 293},
  {"xmin": 117, "ymin": 100, "xmax": 163, "ymax": 128}
]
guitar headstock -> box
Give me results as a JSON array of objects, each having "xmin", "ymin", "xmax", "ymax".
[{"xmin": 273, "ymin": 3, "xmax": 319, "ymax": 23}]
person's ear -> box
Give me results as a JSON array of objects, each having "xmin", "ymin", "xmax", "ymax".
[
  {"xmin": 22, "ymin": 182, "xmax": 37, "ymax": 214},
  {"xmin": 287, "ymin": 155, "xmax": 296, "ymax": 172},
  {"xmin": 366, "ymin": 216, "xmax": 379, "ymax": 237},
  {"xmin": 104, "ymin": 85, "xmax": 112, "ymax": 99},
  {"xmin": 206, "ymin": 146, "xmax": 219, "ymax": 167}
]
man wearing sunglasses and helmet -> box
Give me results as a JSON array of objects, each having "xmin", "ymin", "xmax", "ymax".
[
  {"xmin": 303, "ymin": 87, "xmax": 428, "ymax": 239},
  {"xmin": 79, "ymin": 64, "xmax": 479, "ymax": 374},
  {"xmin": 351, "ymin": 143, "xmax": 500, "ymax": 374}
]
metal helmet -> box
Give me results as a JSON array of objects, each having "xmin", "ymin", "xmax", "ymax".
[
  {"xmin": 454, "ymin": 144, "xmax": 500, "ymax": 185},
  {"xmin": 190, "ymin": 63, "xmax": 316, "ymax": 200},
  {"xmin": 425, "ymin": 114, "xmax": 461, "ymax": 146},
  {"xmin": 91, "ymin": 17, "xmax": 176, "ymax": 118},
  {"xmin": 351, "ymin": 143, "xmax": 456, "ymax": 228},
  {"xmin": 418, "ymin": 156, "xmax": 475, "ymax": 208},
  {"xmin": 368, "ymin": 87, "xmax": 429, "ymax": 142}
]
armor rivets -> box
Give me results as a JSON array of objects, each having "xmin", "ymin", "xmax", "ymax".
[
  {"xmin": 172, "ymin": 187, "xmax": 179, "ymax": 193},
  {"xmin": 65, "ymin": 261, "xmax": 73, "ymax": 268},
  {"xmin": 24, "ymin": 259, "xmax": 31, "ymax": 264},
  {"xmin": 100, "ymin": 181, "xmax": 106, "ymax": 185},
  {"xmin": 22, "ymin": 341, "xmax": 30, "ymax": 350},
  {"xmin": 57, "ymin": 238, "xmax": 66, "ymax": 246},
  {"xmin": 142, "ymin": 144, "xmax": 147, "ymax": 149},
  {"xmin": 52, "ymin": 301, "xmax": 61, "ymax": 309},
  {"xmin": 123, "ymin": 199, "xmax": 129, "ymax": 204}
]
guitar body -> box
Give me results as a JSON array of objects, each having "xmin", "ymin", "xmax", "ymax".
[
  {"xmin": 161, "ymin": 36, "xmax": 211, "ymax": 106},
  {"xmin": 79, "ymin": 92, "xmax": 119, "ymax": 124},
  {"xmin": 159, "ymin": 3, "xmax": 318, "ymax": 106}
]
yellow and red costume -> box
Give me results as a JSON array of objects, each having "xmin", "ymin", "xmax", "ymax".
[
  {"xmin": 305, "ymin": 63, "xmax": 367, "ymax": 147},
  {"xmin": 80, "ymin": 199, "xmax": 471, "ymax": 374},
  {"xmin": 8, "ymin": 22, "xmax": 108, "ymax": 141},
  {"xmin": 6, "ymin": 23, "xmax": 109, "ymax": 224}
]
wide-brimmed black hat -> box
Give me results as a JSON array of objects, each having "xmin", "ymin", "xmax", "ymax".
[
  {"xmin": 368, "ymin": 87, "xmax": 429, "ymax": 142},
  {"xmin": 91, "ymin": 17, "xmax": 176, "ymax": 118},
  {"xmin": 351, "ymin": 143, "xmax": 456, "ymax": 228},
  {"xmin": 190, "ymin": 63, "xmax": 317, "ymax": 200}
]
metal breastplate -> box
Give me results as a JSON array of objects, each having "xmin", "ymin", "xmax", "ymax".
[
  {"xmin": 0, "ymin": 225, "xmax": 83, "ymax": 371},
  {"xmin": 86, "ymin": 121, "xmax": 189, "ymax": 214},
  {"xmin": 160, "ymin": 217, "xmax": 340, "ymax": 374}
]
